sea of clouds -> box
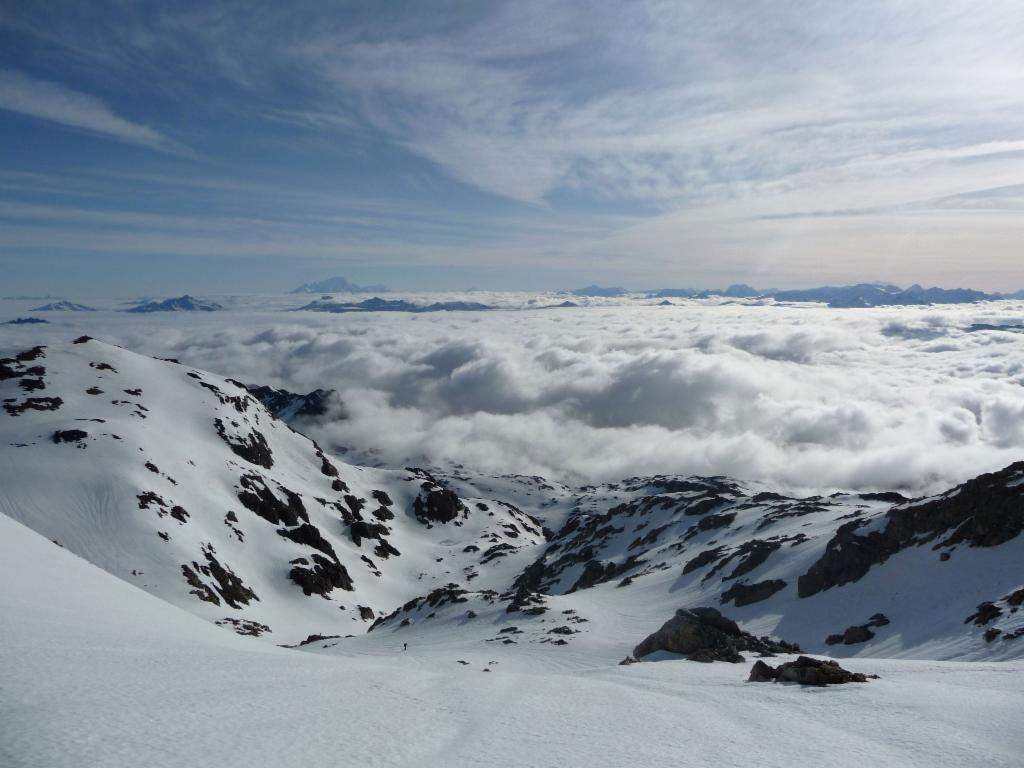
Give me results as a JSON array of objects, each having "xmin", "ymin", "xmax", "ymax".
[{"xmin": 4, "ymin": 294, "xmax": 1024, "ymax": 495}]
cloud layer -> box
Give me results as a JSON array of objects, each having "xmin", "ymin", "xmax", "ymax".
[{"xmin": 11, "ymin": 296, "xmax": 1023, "ymax": 495}]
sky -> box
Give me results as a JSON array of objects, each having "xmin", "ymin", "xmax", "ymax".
[{"xmin": 1, "ymin": 1, "xmax": 1023, "ymax": 296}]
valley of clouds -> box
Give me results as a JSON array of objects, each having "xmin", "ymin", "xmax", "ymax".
[{"xmin": 4, "ymin": 293, "xmax": 1024, "ymax": 495}]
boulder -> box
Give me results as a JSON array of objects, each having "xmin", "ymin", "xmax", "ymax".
[
  {"xmin": 633, "ymin": 607, "xmax": 799, "ymax": 663},
  {"xmin": 749, "ymin": 656, "xmax": 874, "ymax": 686},
  {"xmin": 825, "ymin": 624, "xmax": 875, "ymax": 646},
  {"xmin": 748, "ymin": 659, "xmax": 777, "ymax": 682}
]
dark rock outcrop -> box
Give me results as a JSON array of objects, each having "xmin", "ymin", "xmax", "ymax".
[
  {"xmin": 51, "ymin": 429, "xmax": 88, "ymax": 444},
  {"xmin": 798, "ymin": 462, "xmax": 1024, "ymax": 598},
  {"xmin": 748, "ymin": 656, "xmax": 873, "ymax": 686},
  {"xmin": 182, "ymin": 547, "xmax": 258, "ymax": 608},
  {"xmin": 213, "ymin": 418, "xmax": 274, "ymax": 469},
  {"xmin": 720, "ymin": 579, "xmax": 787, "ymax": 607},
  {"xmin": 3, "ymin": 396, "xmax": 63, "ymax": 416},
  {"xmin": 633, "ymin": 607, "xmax": 799, "ymax": 662},
  {"xmin": 237, "ymin": 474, "xmax": 307, "ymax": 526},
  {"xmin": 289, "ymin": 554, "xmax": 353, "ymax": 596},
  {"xmin": 246, "ymin": 385, "xmax": 336, "ymax": 420},
  {"xmin": 825, "ymin": 614, "xmax": 891, "ymax": 645},
  {"xmin": 277, "ymin": 523, "xmax": 338, "ymax": 560},
  {"xmin": 965, "ymin": 602, "xmax": 1003, "ymax": 626},
  {"xmin": 412, "ymin": 484, "xmax": 467, "ymax": 526}
]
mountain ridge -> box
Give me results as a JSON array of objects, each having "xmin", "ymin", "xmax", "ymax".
[
  {"xmin": 290, "ymin": 276, "xmax": 389, "ymax": 294},
  {"xmin": 2, "ymin": 337, "xmax": 1022, "ymax": 659}
]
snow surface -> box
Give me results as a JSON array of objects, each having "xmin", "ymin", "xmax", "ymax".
[
  {"xmin": 3, "ymin": 513, "xmax": 1023, "ymax": 768},
  {"xmin": 2, "ymin": 321, "xmax": 1024, "ymax": 767}
]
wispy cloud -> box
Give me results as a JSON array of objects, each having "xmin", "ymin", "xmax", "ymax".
[
  {"xmin": 3, "ymin": 2, "xmax": 1024, "ymax": 289},
  {"xmin": 0, "ymin": 69, "xmax": 189, "ymax": 155}
]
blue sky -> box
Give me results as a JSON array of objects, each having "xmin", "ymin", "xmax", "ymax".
[{"xmin": 1, "ymin": 1, "xmax": 1023, "ymax": 296}]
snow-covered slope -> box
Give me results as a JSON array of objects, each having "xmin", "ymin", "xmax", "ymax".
[
  {"xmin": 0, "ymin": 338, "xmax": 544, "ymax": 645},
  {"xmin": 3, "ymin": 512, "xmax": 1023, "ymax": 768},
  {"xmin": 2, "ymin": 337, "xmax": 1023, "ymax": 660}
]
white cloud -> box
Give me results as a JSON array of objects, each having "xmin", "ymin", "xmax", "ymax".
[
  {"xmin": 0, "ymin": 69, "xmax": 187, "ymax": 155},
  {"xmin": 12, "ymin": 296, "xmax": 1023, "ymax": 496}
]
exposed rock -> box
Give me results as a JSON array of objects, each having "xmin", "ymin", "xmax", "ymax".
[
  {"xmin": 748, "ymin": 659, "xmax": 777, "ymax": 682},
  {"xmin": 246, "ymin": 385, "xmax": 335, "ymax": 420},
  {"xmin": 506, "ymin": 586, "xmax": 548, "ymax": 615},
  {"xmin": 237, "ymin": 474, "xmax": 307, "ymax": 526},
  {"xmin": 289, "ymin": 554, "xmax": 353, "ymax": 596},
  {"xmin": 349, "ymin": 520, "xmax": 389, "ymax": 547},
  {"xmin": 965, "ymin": 602, "xmax": 1003, "ymax": 626},
  {"xmin": 277, "ymin": 523, "xmax": 338, "ymax": 560},
  {"xmin": 51, "ymin": 429, "xmax": 88, "ymax": 444},
  {"xmin": 15, "ymin": 346, "xmax": 46, "ymax": 362},
  {"xmin": 748, "ymin": 656, "xmax": 873, "ymax": 686},
  {"xmin": 720, "ymin": 579, "xmax": 787, "ymax": 607},
  {"xmin": 799, "ymin": 463, "xmax": 1024, "ymax": 597},
  {"xmin": 213, "ymin": 418, "xmax": 274, "ymax": 469},
  {"xmin": 633, "ymin": 607, "xmax": 799, "ymax": 663},
  {"xmin": 217, "ymin": 618, "xmax": 271, "ymax": 637},
  {"xmin": 294, "ymin": 633, "xmax": 341, "ymax": 646},
  {"xmin": 722, "ymin": 539, "xmax": 781, "ymax": 580},
  {"xmin": 199, "ymin": 547, "xmax": 257, "ymax": 608},
  {"xmin": 3, "ymin": 396, "xmax": 63, "ymax": 416},
  {"xmin": 826, "ymin": 625, "xmax": 874, "ymax": 646},
  {"xmin": 181, "ymin": 547, "xmax": 257, "ymax": 609},
  {"xmin": 683, "ymin": 546, "xmax": 727, "ymax": 575},
  {"xmin": 413, "ymin": 484, "xmax": 468, "ymax": 525}
]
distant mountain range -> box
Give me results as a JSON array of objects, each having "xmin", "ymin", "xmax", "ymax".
[
  {"xmin": 768, "ymin": 283, "xmax": 996, "ymax": 308},
  {"xmin": 125, "ymin": 296, "xmax": 223, "ymax": 313},
  {"xmin": 639, "ymin": 282, "xmax": 1018, "ymax": 308},
  {"xmin": 571, "ymin": 285, "xmax": 628, "ymax": 297},
  {"xmin": 31, "ymin": 300, "xmax": 97, "ymax": 312},
  {"xmin": 290, "ymin": 277, "xmax": 389, "ymax": 294},
  {"xmin": 295, "ymin": 297, "xmax": 491, "ymax": 313},
  {"xmin": 649, "ymin": 284, "xmax": 762, "ymax": 299}
]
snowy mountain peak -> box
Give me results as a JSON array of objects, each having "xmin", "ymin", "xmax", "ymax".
[
  {"xmin": 125, "ymin": 295, "xmax": 223, "ymax": 313},
  {"xmin": 31, "ymin": 300, "xmax": 97, "ymax": 311}
]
